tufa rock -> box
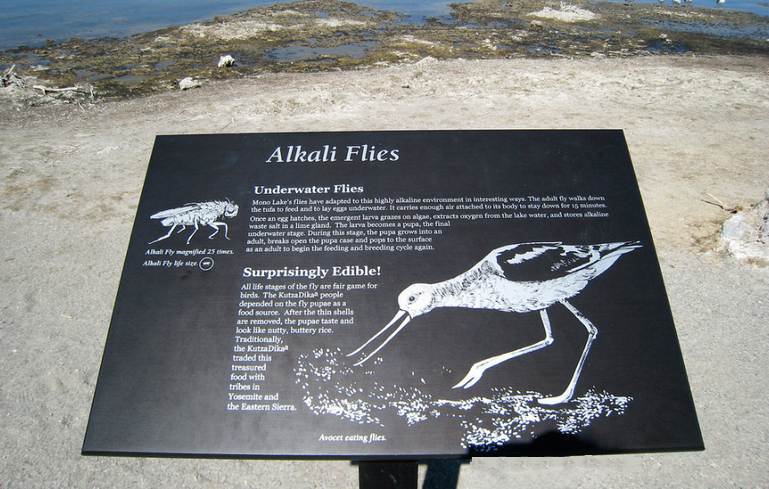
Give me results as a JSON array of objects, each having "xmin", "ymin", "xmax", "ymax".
[
  {"xmin": 179, "ymin": 77, "xmax": 202, "ymax": 90},
  {"xmin": 218, "ymin": 54, "xmax": 236, "ymax": 68},
  {"xmin": 721, "ymin": 188, "xmax": 769, "ymax": 265}
]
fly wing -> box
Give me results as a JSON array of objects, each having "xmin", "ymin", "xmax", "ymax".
[{"xmin": 150, "ymin": 204, "xmax": 200, "ymax": 219}]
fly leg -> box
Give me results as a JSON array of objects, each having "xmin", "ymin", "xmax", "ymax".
[
  {"xmin": 208, "ymin": 222, "xmax": 229, "ymax": 240},
  {"xmin": 217, "ymin": 222, "xmax": 230, "ymax": 240},
  {"xmin": 186, "ymin": 222, "xmax": 199, "ymax": 245},
  {"xmin": 149, "ymin": 224, "xmax": 177, "ymax": 244}
]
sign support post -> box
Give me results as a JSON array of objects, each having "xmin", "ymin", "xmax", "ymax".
[{"xmin": 358, "ymin": 461, "xmax": 418, "ymax": 489}]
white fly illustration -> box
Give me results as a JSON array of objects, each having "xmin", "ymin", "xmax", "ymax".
[
  {"xmin": 148, "ymin": 199, "xmax": 239, "ymax": 245},
  {"xmin": 347, "ymin": 241, "xmax": 642, "ymax": 405}
]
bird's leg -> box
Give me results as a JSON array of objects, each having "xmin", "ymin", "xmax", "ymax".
[
  {"xmin": 453, "ymin": 310, "xmax": 554, "ymax": 389},
  {"xmin": 148, "ymin": 224, "xmax": 177, "ymax": 244},
  {"xmin": 186, "ymin": 222, "xmax": 199, "ymax": 245},
  {"xmin": 538, "ymin": 300, "xmax": 597, "ymax": 406}
]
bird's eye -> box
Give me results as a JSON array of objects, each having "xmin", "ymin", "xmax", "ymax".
[{"xmin": 408, "ymin": 296, "xmax": 415, "ymax": 303}]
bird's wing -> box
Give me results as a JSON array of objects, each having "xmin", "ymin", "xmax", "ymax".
[
  {"xmin": 150, "ymin": 205, "xmax": 200, "ymax": 219},
  {"xmin": 490, "ymin": 242, "xmax": 639, "ymax": 282}
]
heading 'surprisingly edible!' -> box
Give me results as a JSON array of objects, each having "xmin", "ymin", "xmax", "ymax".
[
  {"xmin": 243, "ymin": 265, "xmax": 382, "ymax": 280},
  {"xmin": 266, "ymin": 144, "xmax": 399, "ymax": 163}
]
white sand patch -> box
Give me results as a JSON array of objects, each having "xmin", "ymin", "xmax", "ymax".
[
  {"xmin": 182, "ymin": 21, "xmax": 285, "ymax": 39},
  {"xmin": 528, "ymin": 2, "xmax": 598, "ymax": 22},
  {"xmin": 315, "ymin": 18, "xmax": 369, "ymax": 29},
  {"xmin": 657, "ymin": 9, "xmax": 707, "ymax": 18},
  {"xmin": 268, "ymin": 9, "xmax": 308, "ymax": 17},
  {"xmin": 182, "ymin": 17, "xmax": 370, "ymax": 41},
  {"xmin": 390, "ymin": 50, "xmax": 421, "ymax": 60},
  {"xmin": 413, "ymin": 56, "xmax": 438, "ymax": 66},
  {"xmin": 398, "ymin": 35, "xmax": 437, "ymax": 47}
]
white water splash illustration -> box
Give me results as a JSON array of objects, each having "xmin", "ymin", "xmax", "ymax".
[{"xmin": 295, "ymin": 348, "xmax": 632, "ymax": 451}]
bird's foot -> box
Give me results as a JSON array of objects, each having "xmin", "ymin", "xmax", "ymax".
[{"xmin": 452, "ymin": 362, "xmax": 489, "ymax": 389}]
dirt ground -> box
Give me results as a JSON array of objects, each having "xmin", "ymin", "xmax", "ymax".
[{"xmin": 1, "ymin": 54, "xmax": 768, "ymax": 487}]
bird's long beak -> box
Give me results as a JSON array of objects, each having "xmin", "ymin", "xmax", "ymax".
[{"xmin": 346, "ymin": 310, "xmax": 411, "ymax": 366}]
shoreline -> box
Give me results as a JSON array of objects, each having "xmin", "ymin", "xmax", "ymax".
[
  {"xmin": 2, "ymin": 0, "xmax": 769, "ymax": 105},
  {"xmin": 2, "ymin": 0, "xmax": 767, "ymax": 52}
]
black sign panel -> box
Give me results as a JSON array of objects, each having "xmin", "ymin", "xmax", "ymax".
[{"xmin": 83, "ymin": 130, "xmax": 703, "ymax": 458}]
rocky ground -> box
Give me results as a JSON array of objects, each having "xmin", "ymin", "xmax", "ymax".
[{"xmin": 1, "ymin": 53, "xmax": 768, "ymax": 487}]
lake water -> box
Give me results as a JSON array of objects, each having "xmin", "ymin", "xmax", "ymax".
[{"xmin": 1, "ymin": 0, "xmax": 767, "ymax": 50}]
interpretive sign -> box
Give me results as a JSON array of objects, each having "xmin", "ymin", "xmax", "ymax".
[{"xmin": 83, "ymin": 130, "xmax": 703, "ymax": 458}]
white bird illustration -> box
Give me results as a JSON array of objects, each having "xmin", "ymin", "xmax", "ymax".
[{"xmin": 348, "ymin": 241, "xmax": 642, "ymax": 405}]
